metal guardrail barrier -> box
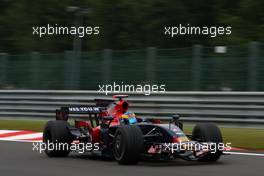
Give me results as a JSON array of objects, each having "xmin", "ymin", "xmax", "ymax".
[{"xmin": 0, "ymin": 90, "xmax": 264, "ymax": 125}]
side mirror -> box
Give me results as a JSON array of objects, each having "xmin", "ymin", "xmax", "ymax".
[
  {"xmin": 102, "ymin": 116, "xmax": 114, "ymax": 121},
  {"xmin": 172, "ymin": 114, "xmax": 180, "ymax": 120},
  {"xmin": 172, "ymin": 114, "xmax": 183, "ymax": 130},
  {"xmin": 100, "ymin": 116, "xmax": 114, "ymax": 128}
]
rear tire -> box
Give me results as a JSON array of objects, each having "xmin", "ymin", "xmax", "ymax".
[
  {"xmin": 113, "ymin": 125, "xmax": 143, "ymax": 165},
  {"xmin": 192, "ymin": 123, "xmax": 223, "ymax": 161},
  {"xmin": 43, "ymin": 120, "xmax": 73, "ymax": 157}
]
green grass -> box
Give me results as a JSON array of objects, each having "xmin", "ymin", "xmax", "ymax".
[
  {"xmin": 220, "ymin": 128, "xmax": 264, "ymax": 150},
  {"xmin": 0, "ymin": 119, "xmax": 47, "ymax": 132},
  {"xmin": 0, "ymin": 119, "xmax": 263, "ymax": 150}
]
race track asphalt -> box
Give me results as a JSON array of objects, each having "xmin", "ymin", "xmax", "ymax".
[{"xmin": 0, "ymin": 141, "xmax": 263, "ymax": 176}]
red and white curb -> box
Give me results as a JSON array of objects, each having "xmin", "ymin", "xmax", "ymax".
[{"xmin": 0, "ymin": 130, "xmax": 42, "ymax": 142}]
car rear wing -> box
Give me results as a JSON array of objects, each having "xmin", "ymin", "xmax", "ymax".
[{"xmin": 56, "ymin": 106, "xmax": 105, "ymax": 121}]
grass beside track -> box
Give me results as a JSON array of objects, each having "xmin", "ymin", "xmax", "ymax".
[{"xmin": 0, "ymin": 119, "xmax": 263, "ymax": 150}]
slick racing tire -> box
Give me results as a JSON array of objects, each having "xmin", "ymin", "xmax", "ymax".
[
  {"xmin": 43, "ymin": 120, "xmax": 73, "ymax": 157},
  {"xmin": 113, "ymin": 125, "xmax": 143, "ymax": 165},
  {"xmin": 192, "ymin": 123, "xmax": 223, "ymax": 161}
]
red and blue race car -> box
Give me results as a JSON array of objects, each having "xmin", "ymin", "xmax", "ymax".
[{"xmin": 43, "ymin": 95, "xmax": 224, "ymax": 165}]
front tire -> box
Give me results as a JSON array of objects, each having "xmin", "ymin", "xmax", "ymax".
[
  {"xmin": 192, "ymin": 123, "xmax": 223, "ymax": 161},
  {"xmin": 113, "ymin": 125, "xmax": 143, "ymax": 165},
  {"xmin": 43, "ymin": 120, "xmax": 73, "ymax": 157}
]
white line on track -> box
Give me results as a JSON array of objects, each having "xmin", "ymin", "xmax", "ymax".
[
  {"xmin": 224, "ymin": 151, "xmax": 264, "ymax": 157},
  {"xmin": 0, "ymin": 139, "xmax": 42, "ymax": 142}
]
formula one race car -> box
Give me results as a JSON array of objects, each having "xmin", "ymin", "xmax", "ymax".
[{"xmin": 43, "ymin": 95, "xmax": 224, "ymax": 165}]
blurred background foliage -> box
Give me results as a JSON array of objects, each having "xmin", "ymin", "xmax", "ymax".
[{"xmin": 0, "ymin": 0, "xmax": 263, "ymax": 54}]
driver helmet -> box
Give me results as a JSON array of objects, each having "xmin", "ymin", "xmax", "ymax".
[{"xmin": 120, "ymin": 112, "xmax": 137, "ymax": 124}]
